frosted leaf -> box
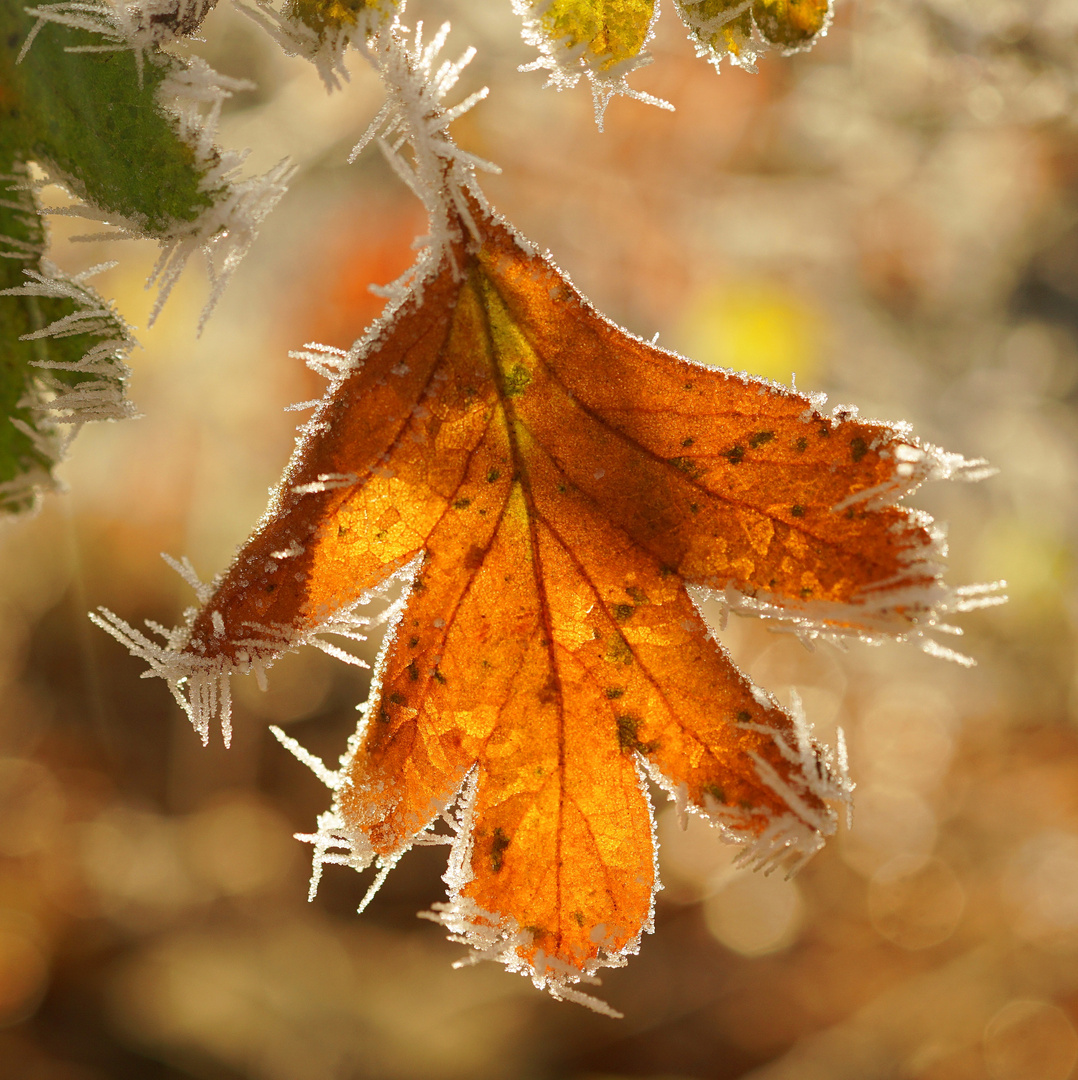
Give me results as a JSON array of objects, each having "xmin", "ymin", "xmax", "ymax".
[
  {"xmin": 673, "ymin": 0, "xmax": 833, "ymax": 75},
  {"xmin": 0, "ymin": 164, "xmax": 135, "ymax": 513},
  {"xmin": 20, "ymin": 0, "xmax": 220, "ymax": 80},
  {"xmin": 513, "ymin": 0, "xmax": 672, "ymax": 130},
  {"xmin": 14, "ymin": 1, "xmax": 292, "ymax": 330},
  {"xmin": 87, "ymin": 9, "xmax": 1001, "ymax": 1013},
  {"xmin": 236, "ymin": 0, "xmax": 398, "ymax": 90}
]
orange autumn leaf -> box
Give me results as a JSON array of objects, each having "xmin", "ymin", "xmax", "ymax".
[
  {"xmin": 94, "ymin": 192, "xmax": 986, "ymax": 1004},
  {"xmin": 92, "ymin": 24, "xmax": 997, "ymax": 1011}
]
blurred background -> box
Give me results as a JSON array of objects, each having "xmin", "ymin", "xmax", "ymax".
[{"xmin": 2, "ymin": 0, "xmax": 1078, "ymax": 1076}]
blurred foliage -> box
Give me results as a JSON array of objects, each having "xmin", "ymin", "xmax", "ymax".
[{"xmin": 1, "ymin": 0, "xmax": 1078, "ymax": 1078}]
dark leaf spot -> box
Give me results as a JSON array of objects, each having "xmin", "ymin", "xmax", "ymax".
[
  {"xmin": 538, "ymin": 676, "xmax": 558, "ymax": 705},
  {"xmin": 668, "ymin": 456, "xmax": 703, "ymax": 479},
  {"xmin": 606, "ymin": 632, "xmax": 633, "ymax": 665},
  {"xmin": 491, "ymin": 828, "xmax": 511, "ymax": 872},
  {"xmin": 616, "ymin": 714, "xmax": 659, "ymax": 755}
]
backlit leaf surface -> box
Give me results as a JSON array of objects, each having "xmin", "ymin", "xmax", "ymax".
[{"xmin": 97, "ymin": 187, "xmax": 995, "ymax": 1003}]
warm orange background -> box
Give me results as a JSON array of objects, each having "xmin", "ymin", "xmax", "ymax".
[{"xmin": 1, "ymin": 2, "xmax": 1076, "ymax": 1078}]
